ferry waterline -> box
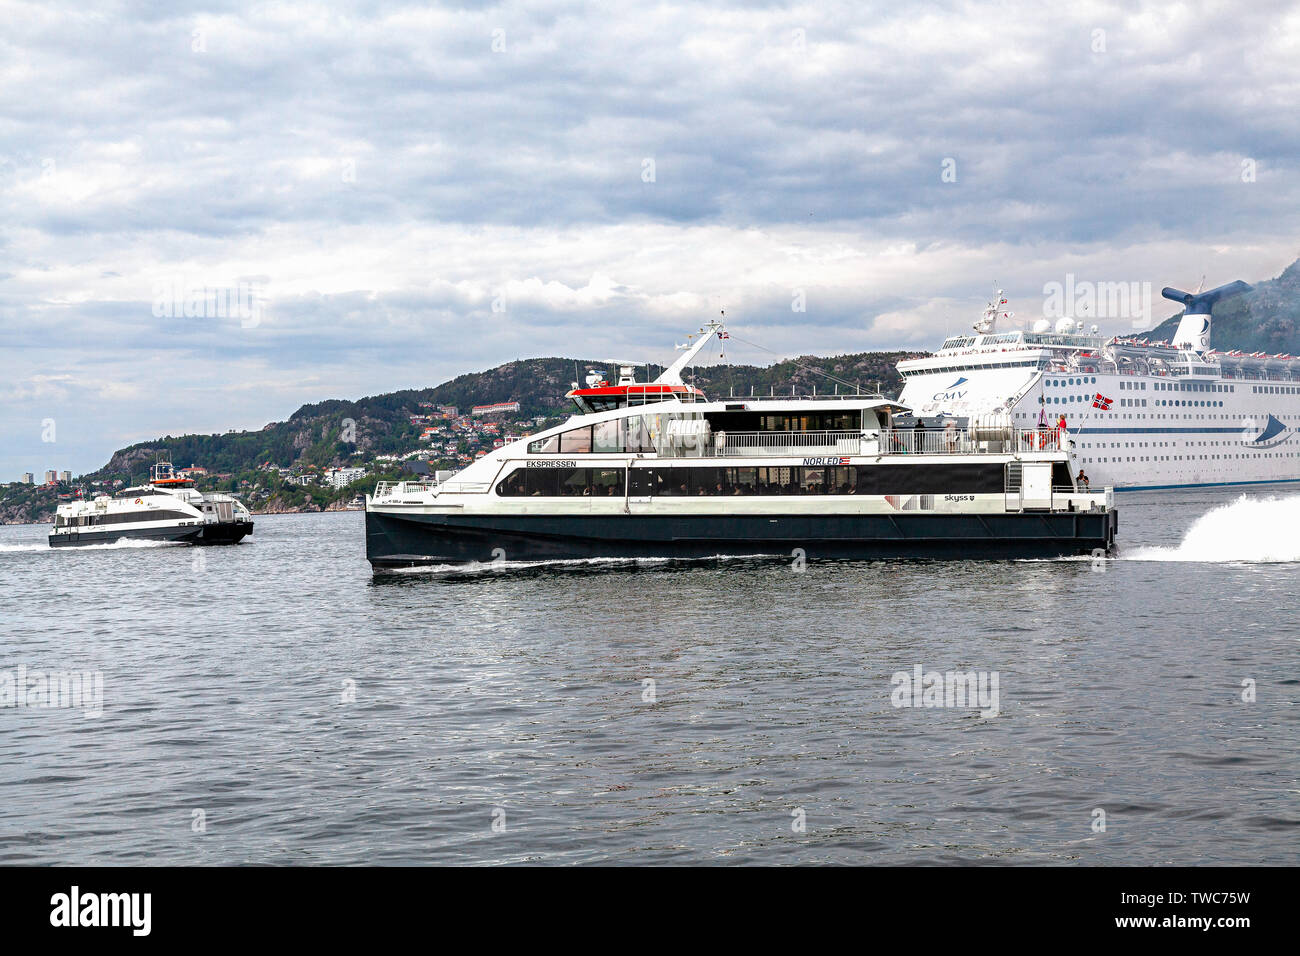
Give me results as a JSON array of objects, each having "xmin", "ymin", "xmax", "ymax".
[{"xmin": 365, "ymin": 323, "xmax": 1116, "ymax": 568}]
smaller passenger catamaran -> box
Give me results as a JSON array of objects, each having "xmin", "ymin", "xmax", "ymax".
[
  {"xmin": 49, "ymin": 462, "xmax": 254, "ymax": 548},
  {"xmin": 366, "ymin": 321, "xmax": 1117, "ymax": 568}
]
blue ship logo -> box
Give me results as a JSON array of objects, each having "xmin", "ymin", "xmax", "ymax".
[
  {"xmin": 1245, "ymin": 413, "xmax": 1292, "ymax": 449},
  {"xmin": 932, "ymin": 376, "xmax": 969, "ymax": 403}
]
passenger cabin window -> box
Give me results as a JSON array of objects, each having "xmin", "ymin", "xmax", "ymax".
[
  {"xmin": 757, "ymin": 412, "xmax": 860, "ymax": 432},
  {"xmin": 497, "ymin": 467, "xmax": 626, "ymax": 497},
  {"xmin": 502, "ymin": 464, "xmax": 1005, "ymax": 496}
]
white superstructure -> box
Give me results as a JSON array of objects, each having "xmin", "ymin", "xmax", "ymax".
[{"xmin": 897, "ymin": 282, "xmax": 1300, "ymax": 490}]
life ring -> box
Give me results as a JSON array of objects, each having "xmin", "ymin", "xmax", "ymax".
[{"xmin": 134, "ymin": 498, "xmax": 143, "ymax": 504}]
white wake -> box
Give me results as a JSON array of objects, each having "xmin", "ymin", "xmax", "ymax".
[
  {"xmin": 1125, "ymin": 494, "xmax": 1300, "ymax": 563},
  {"xmin": 0, "ymin": 538, "xmax": 184, "ymax": 553}
]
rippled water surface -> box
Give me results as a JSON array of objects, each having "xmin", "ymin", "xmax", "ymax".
[{"xmin": 1, "ymin": 485, "xmax": 1296, "ymax": 864}]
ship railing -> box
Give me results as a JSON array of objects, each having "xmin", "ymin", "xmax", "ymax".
[
  {"xmin": 723, "ymin": 392, "xmax": 889, "ymax": 401},
  {"xmin": 372, "ymin": 478, "xmax": 492, "ymax": 500},
  {"xmin": 655, "ymin": 429, "xmax": 862, "ymax": 458},
  {"xmin": 656, "ymin": 426, "xmax": 1074, "ymax": 458},
  {"xmin": 1050, "ymin": 486, "xmax": 1112, "ymax": 513},
  {"xmin": 706, "ymin": 429, "xmax": 863, "ymax": 457},
  {"xmin": 880, "ymin": 427, "xmax": 1066, "ymax": 455},
  {"xmin": 372, "ymin": 480, "xmax": 432, "ymax": 501}
]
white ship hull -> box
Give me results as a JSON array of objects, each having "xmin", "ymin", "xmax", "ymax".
[{"xmin": 900, "ymin": 365, "xmax": 1300, "ymax": 490}]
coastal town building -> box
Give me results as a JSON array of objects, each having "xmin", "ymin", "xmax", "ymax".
[
  {"xmin": 471, "ymin": 401, "xmax": 521, "ymax": 418},
  {"xmin": 325, "ymin": 467, "xmax": 367, "ymax": 489}
]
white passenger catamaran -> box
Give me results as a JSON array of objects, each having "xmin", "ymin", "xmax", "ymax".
[
  {"xmin": 898, "ymin": 280, "xmax": 1299, "ymax": 490},
  {"xmin": 366, "ymin": 321, "xmax": 1116, "ymax": 568},
  {"xmin": 49, "ymin": 462, "xmax": 254, "ymax": 548}
]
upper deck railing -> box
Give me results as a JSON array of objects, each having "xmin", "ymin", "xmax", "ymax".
[
  {"xmin": 659, "ymin": 427, "xmax": 1067, "ymax": 458},
  {"xmin": 708, "ymin": 429, "xmax": 862, "ymax": 456}
]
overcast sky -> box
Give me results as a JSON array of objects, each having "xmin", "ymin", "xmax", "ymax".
[{"xmin": 4, "ymin": 0, "xmax": 1300, "ymax": 477}]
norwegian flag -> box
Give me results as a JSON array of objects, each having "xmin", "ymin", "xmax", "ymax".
[
  {"xmin": 1092, "ymin": 393, "xmax": 1113, "ymax": 410},
  {"xmin": 717, "ymin": 330, "xmax": 729, "ymax": 339}
]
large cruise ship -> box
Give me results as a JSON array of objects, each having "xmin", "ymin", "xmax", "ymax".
[{"xmin": 897, "ymin": 280, "xmax": 1300, "ymax": 490}]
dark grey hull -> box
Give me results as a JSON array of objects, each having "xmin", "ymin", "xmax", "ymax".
[
  {"xmin": 366, "ymin": 508, "xmax": 1117, "ymax": 569},
  {"xmin": 48, "ymin": 520, "xmax": 253, "ymax": 548}
]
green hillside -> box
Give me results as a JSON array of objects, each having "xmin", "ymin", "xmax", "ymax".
[{"xmin": 86, "ymin": 351, "xmax": 914, "ymax": 486}]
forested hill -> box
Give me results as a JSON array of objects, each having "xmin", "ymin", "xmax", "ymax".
[
  {"xmin": 88, "ymin": 350, "xmax": 915, "ymax": 481},
  {"xmin": 1150, "ymin": 258, "xmax": 1300, "ymax": 352}
]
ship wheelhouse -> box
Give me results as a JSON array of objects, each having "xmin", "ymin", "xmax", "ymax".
[{"xmin": 566, "ymin": 382, "xmax": 704, "ymax": 414}]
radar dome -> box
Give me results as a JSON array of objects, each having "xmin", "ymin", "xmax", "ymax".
[
  {"xmin": 1054, "ymin": 317, "xmax": 1074, "ymax": 334},
  {"xmin": 1032, "ymin": 318, "xmax": 1052, "ymax": 333}
]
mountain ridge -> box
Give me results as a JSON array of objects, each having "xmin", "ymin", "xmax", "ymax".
[{"xmin": 89, "ymin": 350, "xmax": 917, "ymax": 483}]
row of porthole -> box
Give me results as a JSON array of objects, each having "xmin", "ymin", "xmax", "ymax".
[{"xmin": 1044, "ymin": 377, "xmax": 1097, "ymax": 387}]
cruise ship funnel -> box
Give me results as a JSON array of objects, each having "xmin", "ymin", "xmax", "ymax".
[{"xmin": 1162, "ymin": 280, "xmax": 1252, "ymax": 351}]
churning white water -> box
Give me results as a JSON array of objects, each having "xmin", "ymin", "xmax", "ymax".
[
  {"xmin": 0, "ymin": 538, "xmax": 182, "ymax": 552},
  {"xmin": 1125, "ymin": 494, "xmax": 1300, "ymax": 563}
]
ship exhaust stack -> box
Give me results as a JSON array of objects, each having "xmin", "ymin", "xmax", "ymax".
[{"xmin": 1161, "ymin": 280, "xmax": 1252, "ymax": 352}]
